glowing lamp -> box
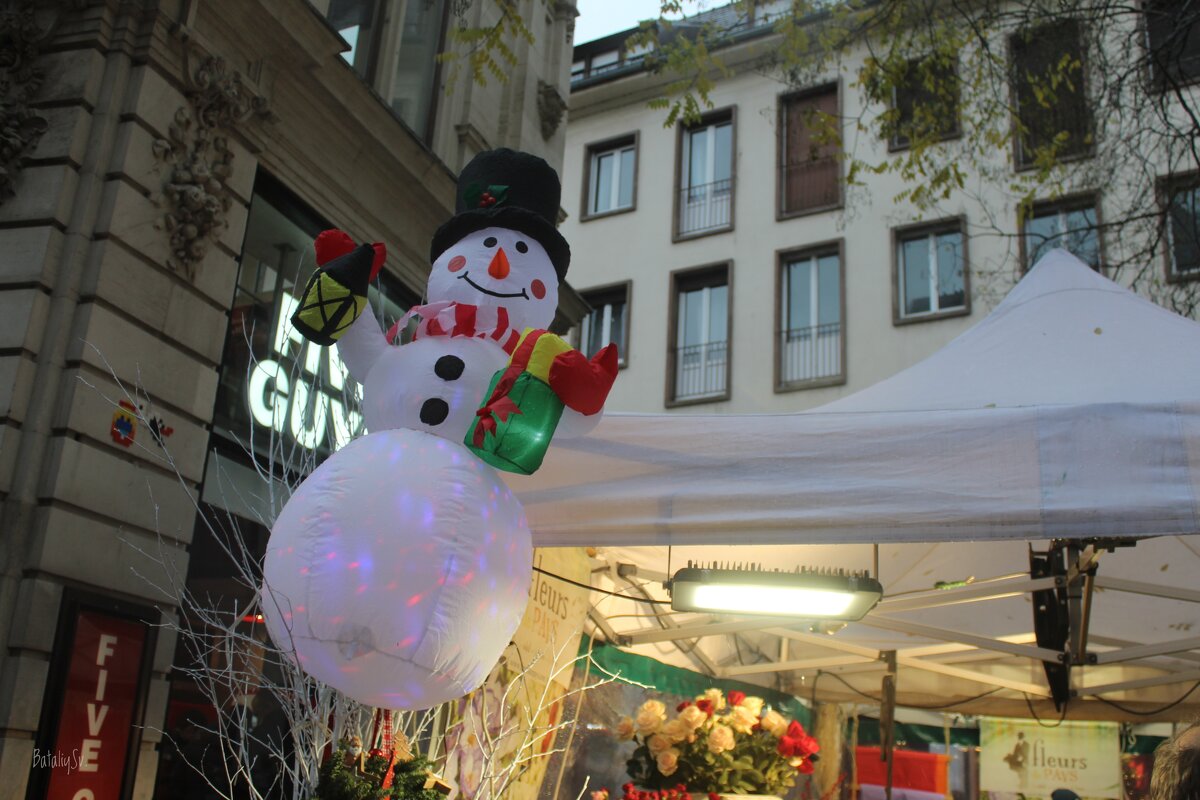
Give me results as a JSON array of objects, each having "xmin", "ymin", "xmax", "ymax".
[{"xmin": 667, "ymin": 566, "xmax": 883, "ymax": 620}]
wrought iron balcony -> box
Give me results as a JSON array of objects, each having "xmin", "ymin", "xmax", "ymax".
[
  {"xmin": 673, "ymin": 339, "xmax": 728, "ymax": 401},
  {"xmin": 779, "ymin": 321, "xmax": 841, "ymax": 384},
  {"xmin": 677, "ymin": 178, "xmax": 733, "ymax": 236}
]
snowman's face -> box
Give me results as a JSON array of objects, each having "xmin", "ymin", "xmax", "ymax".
[{"xmin": 427, "ymin": 227, "xmax": 559, "ymax": 331}]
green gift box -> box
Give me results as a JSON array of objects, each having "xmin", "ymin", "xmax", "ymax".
[{"xmin": 465, "ymin": 369, "xmax": 564, "ymax": 475}]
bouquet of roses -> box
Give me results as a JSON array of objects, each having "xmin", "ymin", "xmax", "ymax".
[{"xmin": 612, "ymin": 689, "xmax": 819, "ymax": 796}]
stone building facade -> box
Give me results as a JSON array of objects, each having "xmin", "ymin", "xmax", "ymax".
[{"xmin": 0, "ymin": 0, "xmax": 580, "ymax": 797}]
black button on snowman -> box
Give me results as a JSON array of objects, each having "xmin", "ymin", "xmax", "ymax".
[{"xmin": 263, "ymin": 149, "xmax": 615, "ymax": 710}]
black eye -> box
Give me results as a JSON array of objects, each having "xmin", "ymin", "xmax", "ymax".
[
  {"xmin": 483, "ymin": 236, "xmax": 497, "ymax": 248},
  {"xmin": 515, "ymin": 240, "xmax": 529, "ymax": 254}
]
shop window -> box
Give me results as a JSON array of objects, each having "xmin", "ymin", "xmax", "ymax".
[
  {"xmin": 1145, "ymin": 0, "xmax": 1200, "ymax": 89},
  {"xmin": 583, "ymin": 135, "xmax": 638, "ymax": 218},
  {"xmin": 669, "ymin": 264, "xmax": 730, "ymax": 404},
  {"xmin": 894, "ymin": 220, "xmax": 969, "ymax": 323},
  {"xmin": 1021, "ymin": 196, "xmax": 1101, "ymax": 272},
  {"xmin": 779, "ymin": 86, "xmax": 840, "ymax": 216},
  {"xmin": 1165, "ymin": 176, "xmax": 1200, "ymax": 281},
  {"xmin": 890, "ymin": 58, "xmax": 960, "ymax": 150},
  {"xmin": 676, "ymin": 110, "xmax": 735, "ymax": 238},
  {"xmin": 1010, "ymin": 20, "xmax": 1093, "ymax": 169},
  {"xmin": 579, "ymin": 283, "xmax": 630, "ymax": 366},
  {"xmin": 212, "ymin": 173, "xmax": 417, "ymax": 462},
  {"xmin": 778, "ymin": 245, "xmax": 843, "ymax": 389}
]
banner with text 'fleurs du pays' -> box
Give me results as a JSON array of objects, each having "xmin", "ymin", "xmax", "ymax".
[{"xmin": 980, "ymin": 718, "xmax": 1121, "ymax": 799}]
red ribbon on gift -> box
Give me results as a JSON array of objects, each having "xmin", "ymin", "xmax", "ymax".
[
  {"xmin": 472, "ymin": 396, "xmax": 522, "ymax": 446},
  {"xmin": 470, "ymin": 331, "xmax": 549, "ymax": 446}
]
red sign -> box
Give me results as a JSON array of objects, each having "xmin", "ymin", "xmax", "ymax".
[{"xmin": 43, "ymin": 610, "xmax": 149, "ymax": 800}]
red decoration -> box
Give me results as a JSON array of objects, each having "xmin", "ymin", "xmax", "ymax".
[
  {"xmin": 313, "ymin": 228, "xmax": 386, "ymax": 281},
  {"xmin": 110, "ymin": 400, "xmax": 137, "ymax": 447},
  {"xmin": 676, "ymin": 701, "xmax": 692, "ymax": 712},
  {"xmin": 696, "ymin": 699, "xmax": 715, "ymax": 717},
  {"xmin": 547, "ymin": 343, "xmax": 619, "ymax": 415}
]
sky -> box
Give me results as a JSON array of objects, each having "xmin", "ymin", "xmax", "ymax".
[{"xmin": 573, "ymin": 0, "xmax": 705, "ymax": 45}]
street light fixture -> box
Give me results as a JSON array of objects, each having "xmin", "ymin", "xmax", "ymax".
[{"xmin": 667, "ymin": 565, "xmax": 883, "ymax": 620}]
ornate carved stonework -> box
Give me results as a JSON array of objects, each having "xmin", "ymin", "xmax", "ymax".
[
  {"xmin": 537, "ymin": 80, "xmax": 567, "ymax": 141},
  {"xmin": 0, "ymin": 3, "xmax": 54, "ymax": 203},
  {"xmin": 154, "ymin": 54, "xmax": 269, "ymax": 280}
]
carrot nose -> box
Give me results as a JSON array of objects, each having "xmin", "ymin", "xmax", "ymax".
[{"xmin": 487, "ymin": 248, "xmax": 511, "ymax": 279}]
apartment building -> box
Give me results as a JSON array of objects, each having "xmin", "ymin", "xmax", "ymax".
[{"xmin": 562, "ymin": 1, "xmax": 1198, "ymax": 414}]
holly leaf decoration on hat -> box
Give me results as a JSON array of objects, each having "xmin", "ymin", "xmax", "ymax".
[{"xmin": 465, "ymin": 182, "xmax": 510, "ymax": 209}]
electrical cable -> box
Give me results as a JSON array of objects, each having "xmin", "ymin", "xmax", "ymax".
[
  {"xmin": 1092, "ymin": 680, "xmax": 1200, "ymax": 716},
  {"xmin": 820, "ymin": 669, "xmax": 1004, "ymax": 709},
  {"xmin": 532, "ymin": 565, "xmax": 672, "ymax": 604},
  {"xmin": 1022, "ymin": 695, "xmax": 1070, "ymax": 724}
]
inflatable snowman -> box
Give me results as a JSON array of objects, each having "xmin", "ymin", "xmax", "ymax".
[{"xmin": 262, "ymin": 149, "xmax": 617, "ymax": 709}]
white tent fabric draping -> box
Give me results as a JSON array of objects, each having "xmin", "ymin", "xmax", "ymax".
[{"xmin": 512, "ymin": 250, "xmax": 1200, "ymax": 547}]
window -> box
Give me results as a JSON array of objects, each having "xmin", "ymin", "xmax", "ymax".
[
  {"xmin": 779, "ymin": 86, "xmax": 840, "ymax": 216},
  {"xmin": 778, "ymin": 245, "xmax": 844, "ymax": 389},
  {"xmin": 894, "ymin": 220, "xmax": 969, "ymax": 322},
  {"xmin": 1145, "ymin": 0, "xmax": 1200, "ymax": 90},
  {"xmin": 1010, "ymin": 20, "xmax": 1092, "ymax": 168},
  {"xmin": 387, "ymin": 0, "xmax": 448, "ymax": 139},
  {"xmin": 327, "ymin": 0, "xmax": 384, "ymax": 80},
  {"xmin": 579, "ymin": 283, "xmax": 630, "ymax": 366},
  {"xmin": 676, "ymin": 110, "xmax": 734, "ymax": 238},
  {"xmin": 669, "ymin": 265, "xmax": 730, "ymax": 404},
  {"xmin": 890, "ymin": 58, "xmax": 960, "ymax": 150},
  {"xmin": 1165, "ymin": 176, "xmax": 1200, "ymax": 280},
  {"xmin": 583, "ymin": 136, "xmax": 637, "ymax": 218},
  {"xmin": 1021, "ymin": 197, "xmax": 1101, "ymax": 272}
]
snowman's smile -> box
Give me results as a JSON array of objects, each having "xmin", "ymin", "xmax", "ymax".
[{"xmin": 458, "ymin": 272, "xmax": 529, "ymax": 300}]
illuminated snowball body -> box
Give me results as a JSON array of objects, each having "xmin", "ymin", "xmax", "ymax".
[{"xmin": 262, "ymin": 427, "xmax": 532, "ymax": 709}]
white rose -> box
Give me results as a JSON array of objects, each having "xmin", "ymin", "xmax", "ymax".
[
  {"xmin": 728, "ymin": 705, "xmax": 758, "ymax": 734},
  {"xmin": 662, "ymin": 718, "xmax": 690, "ymax": 743},
  {"xmin": 700, "ymin": 688, "xmax": 726, "ymax": 711},
  {"xmin": 615, "ymin": 717, "xmax": 635, "ymax": 741},
  {"xmin": 761, "ymin": 709, "xmax": 788, "ymax": 738},
  {"xmin": 742, "ymin": 696, "xmax": 765, "ymax": 717},
  {"xmin": 707, "ymin": 722, "xmax": 736, "ymax": 754},
  {"xmin": 647, "ymin": 733, "xmax": 672, "ymax": 755},
  {"xmin": 657, "ymin": 747, "xmax": 680, "ymax": 777},
  {"xmin": 678, "ymin": 705, "xmax": 707, "ymax": 730},
  {"xmin": 635, "ymin": 700, "xmax": 667, "ymax": 736}
]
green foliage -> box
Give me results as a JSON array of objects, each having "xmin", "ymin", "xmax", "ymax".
[
  {"xmin": 315, "ymin": 743, "xmax": 445, "ymax": 800},
  {"xmin": 439, "ymin": 0, "xmax": 534, "ymax": 88}
]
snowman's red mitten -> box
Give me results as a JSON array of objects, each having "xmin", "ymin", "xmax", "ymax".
[
  {"xmin": 547, "ymin": 344, "xmax": 619, "ymax": 416},
  {"xmin": 292, "ymin": 229, "xmax": 386, "ymax": 346}
]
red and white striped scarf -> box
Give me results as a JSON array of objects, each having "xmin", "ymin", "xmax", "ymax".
[{"xmin": 384, "ymin": 301, "xmax": 522, "ymax": 354}]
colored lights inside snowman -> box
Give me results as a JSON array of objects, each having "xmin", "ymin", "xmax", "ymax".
[{"xmin": 261, "ymin": 149, "xmax": 617, "ymax": 710}]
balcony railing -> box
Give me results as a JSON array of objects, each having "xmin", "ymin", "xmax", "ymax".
[
  {"xmin": 779, "ymin": 322, "xmax": 841, "ymax": 384},
  {"xmin": 779, "ymin": 158, "xmax": 840, "ymax": 215},
  {"xmin": 673, "ymin": 340, "xmax": 728, "ymax": 401},
  {"xmin": 677, "ymin": 178, "xmax": 733, "ymax": 236}
]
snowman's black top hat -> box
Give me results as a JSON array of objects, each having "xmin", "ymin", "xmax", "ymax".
[{"xmin": 430, "ymin": 148, "xmax": 570, "ymax": 280}]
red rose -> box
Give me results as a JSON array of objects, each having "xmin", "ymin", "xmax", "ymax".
[
  {"xmin": 786, "ymin": 720, "xmax": 806, "ymax": 739},
  {"xmin": 696, "ymin": 699, "xmax": 715, "ymax": 716},
  {"xmin": 676, "ymin": 785, "xmax": 687, "ymax": 792},
  {"xmin": 778, "ymin": 735, "xmax": 799, "ymax": 757},
  {"xmin": 677, "ymin": 701, "xmax": 692, "ymax": 712},
  {"xmin": 624, "ymin": 784, "xmax": 635, "ymax": 792},
  {"xmin": 797, "ymin": 758, "xmax": 815, "ymax": 775},
  {"xmin": 798, "ymin": 733, "xmax": 820, "ymax": 755},
  {"xmin": 727, "ymin": 690, "xmax": 746, "ymax": 706},
  {"xmin": 708, "ymin": 793, "xmax": 723, "ymax": 800}
]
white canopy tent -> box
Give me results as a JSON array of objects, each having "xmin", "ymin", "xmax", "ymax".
[{"xmin": 508, "ymin": 251, "xmax": 1200, "ymax": 719}]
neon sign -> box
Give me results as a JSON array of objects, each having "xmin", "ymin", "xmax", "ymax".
[{"xmin": 247, "ymin": 293, "xmax": 364, "ymax": 451}]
